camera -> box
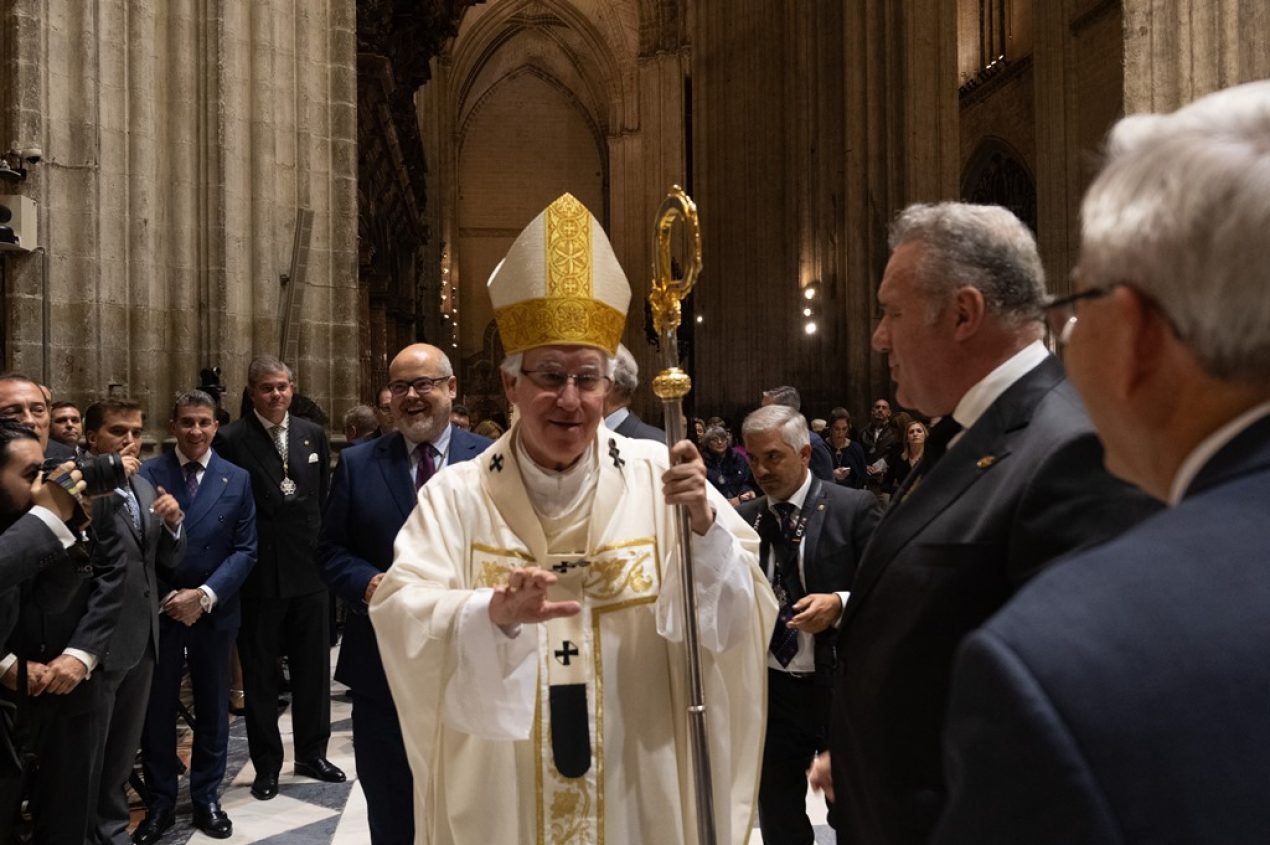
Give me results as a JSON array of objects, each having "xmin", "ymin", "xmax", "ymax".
[{"xmin": 42, "ymin": 451, "xmax": 127, "ymax": 497}]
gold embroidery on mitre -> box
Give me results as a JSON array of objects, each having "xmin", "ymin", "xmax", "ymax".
[
  {"xmin": 545, "ymin": 193, "xmax": 592, "ymax": 298},
  {"xmin": 494, "ymin": 298, "xmax": 626, "ymax": 355}
]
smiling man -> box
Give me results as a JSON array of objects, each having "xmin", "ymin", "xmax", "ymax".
[
  {"xmin": 370, "ymin": 193, "xmax": 776, "ymax": 845},
  {"xmin": 319, "ymin": 343, "xmax": 490, "ymax": 844},
  {"xmin": 821, "ymin": 202, "xmax": 1158, "ymax": 845},
  {"xmin": 135, "ymin": 390, "xmax": 256, "ymax": 842}
]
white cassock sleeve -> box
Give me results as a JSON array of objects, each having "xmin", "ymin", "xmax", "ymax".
[
  {"xmin": 441, "ymin": 589, "xmax": 539, "ymax": 739},
  {"xmin": 655, "ymin": 505, "xmax": 756, "ymax": 653}
]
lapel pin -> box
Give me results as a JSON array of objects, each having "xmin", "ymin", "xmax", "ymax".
[
  {"xmin": 976, "ymin": 455, "xmax": 996, "ymax": 469},
  {"xmin": 818, "ymin": 503, "xmax": 826, "ymax": 511}
]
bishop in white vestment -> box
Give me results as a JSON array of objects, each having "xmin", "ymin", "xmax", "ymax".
[{"xmin": 370, "ymin": 193, "xmax": 777, "ymax": 845}]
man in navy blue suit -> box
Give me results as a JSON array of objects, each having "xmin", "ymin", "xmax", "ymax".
[
  {"xmin": 320, "ymin": 343, "xmax": 491, "ymax": 844},
  {"xmin": 133, "ymin": 390, "xmax": 257, "ymax": 843},
  {"xmin": 934, "ymin": 81, "xmax": 1270, "ymax": 844}
]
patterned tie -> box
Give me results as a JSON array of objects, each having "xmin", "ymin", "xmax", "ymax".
[
  {"xmin": 768, "ymin": 501, "xmax": 801, "ymax": 667},
  {"xmin": 121, "ymin": 486, "xmax": 141, "ymax": 531},
  {"xmin": 270, "ymin": 424, "xmax": 288, "ymax": 465},
  {"xmin": 184, "ymin": 461, "xmax": 201, "ymax": 502},
  {"xmin": 414, "ymin": 442, "xmax": 435, "ymax": 490}
]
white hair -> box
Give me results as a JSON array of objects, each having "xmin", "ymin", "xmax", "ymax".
[
  {"xmin": 611, "ymin": 343, "xmax": 640, "ymax": 398},
  {"xmin": 742, "ymin": 404, "xmax": 810, "ymax": 453},
  {"xmin": 1080, "ymin": 80, "xmax": 1270, "ymax": 383}
]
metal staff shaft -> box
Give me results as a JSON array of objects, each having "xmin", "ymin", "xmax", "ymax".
[{"xmin": 649, "ymin": 186, "xmax": 715, "ymax": 845}]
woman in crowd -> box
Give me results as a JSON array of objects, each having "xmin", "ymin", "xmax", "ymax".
[
  {"xmin": 884, "ymin": 419, "xmax": 928, "ymax": 491},
  {"xmin": 827, "ymin": 413, "xmax": 868, "ymax": 489},
  {"xmin": 701, "ymin": 425, "xmax": 755, "ymax": 506}
]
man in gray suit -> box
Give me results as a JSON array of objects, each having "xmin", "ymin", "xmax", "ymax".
[
  {"xmin": 819, "ymin": 202, "xmax": 1158, "ymax": 845},
  {"xmin": 81, "ymin": 399, "xmax": 185, "ymax": 845},
  {"xmin": 603, "ymin": 343, "xmax": 666, "ymax": 443}
]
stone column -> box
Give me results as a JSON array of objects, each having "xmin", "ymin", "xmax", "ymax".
[
  {"xmin": 1124, "ymin": 0, "xmax": 1270, "ymax": 114},
  {"xmin": 0, "ymin": 0, "xmax": 358, "ymax": 432}
]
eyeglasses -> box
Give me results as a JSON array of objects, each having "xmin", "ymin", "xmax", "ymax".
[
  {"xmin": 1042, "ymin": 284, "xmax": 1121, "ymax": 345},
  {"xmin": 520, "ymin": 369, "xmax": 612, "ymax": 394},
  {"xmin": 387, "ymin": 375, "xmax": 452, "ymax": 396}
]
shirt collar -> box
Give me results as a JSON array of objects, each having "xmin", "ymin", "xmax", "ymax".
[
  {"xmin": 603, "ymin": 406, "xmax": 631, "ymax": 431},
  {"xmin": 952, "ymin": 340, "xmax": 1050, "ymax": 432},
  {"xmin": 174, "ymin": 447, "xmax": 212, "ymax": 471},
  {"xmin": 1168, "ymin": 400, "xmax": 1270, "ymax": 505},
  {"xmin": 402, "ymin": 422, "xmax": 453, "ymax": 463},
  {"xmin": 769, "ymin": 468, "xmax": 814, "ymax": 513},
  {"xmin": 253, "ymin": 409, "xmax": 289, "ymax": 432}
]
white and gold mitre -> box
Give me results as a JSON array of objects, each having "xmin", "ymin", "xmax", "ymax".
[{"xmin": 488, "ymin": 193, "xmax": 630, "ymax": 355}]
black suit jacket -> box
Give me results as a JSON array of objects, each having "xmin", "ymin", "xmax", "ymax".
[
  {"xmin": 830, "ymin": 355, "xmax": 1160, "ymax": 845},
  {"xmin": 612, "ymin": 410, "xmax": 666, "ymax": 444},
  {"xmin": 739, "ymin": 478, "xmax": 880, "ymax": 682},
  {"xmin": 936, "ymin": 414, "xmax": 1270, "ymax": 845},
  {"xmin": 0, "ymin": 512, "xmax": 85, "ymax": 650},
  {"xmin": 319, "ymin": 426, "xmax": 491, "ymax": 700},
  {"xmin": 85, "ymin": 476, "xmax": 184, "ymax": 673},
  {"xmin": 217, "ymin": 412, "xmax": 330, "ymax": 600}
]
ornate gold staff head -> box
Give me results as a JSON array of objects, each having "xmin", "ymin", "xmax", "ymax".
[
  {"xmin": 649, "ymin": 186, "xmax": 702, "ymax": 402},
  {"xmin": 649, "ymin": 186, "xmax": 702, "ymax": 339}
]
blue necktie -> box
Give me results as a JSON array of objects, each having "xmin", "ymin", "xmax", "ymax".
[
  {"xmin": 184, "ymin": 461, "xmax": 201, "ymax": 502},
  {"xmin": 121, "ymin": 487, "xmax": 141, "ymax": 531}
]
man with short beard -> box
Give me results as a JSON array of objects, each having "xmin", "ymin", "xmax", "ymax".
[{"xmin": 319, "ymin": 343, "xmax": 491, "ymax": 843}]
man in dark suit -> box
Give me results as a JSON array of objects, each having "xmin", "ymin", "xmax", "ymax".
[
  {"xmin": 736, "ymin": 404, "xmax": 879, "ymax": 845},
  {"xmin": 761, "ymin": 385, "xmax": 835, "ymax": 482},
  {"xmin": 819, "ymin": 202, "xmax": 1158, "ymax": 845},
  {"xmin": 0, "ymin": 416, "xmax": 133, "ymax": 842},
  {"xmin": 934, "ymin": 80, "xmax": 1270, "ymax": 845},
  {"xmin": 603, "ymin": 343, "xmax": 666, "ymax": 443},
  {"xmin": 859, "ymin": 398, "xmax": 898, "ymax": 495},
  {"xmin": 217, "ymin": 355, "xmax": 343, "ymax": 800},
  {"xmin": 133, "ymin": 390, "xmax": 257, "ymax": 842},
  {"xmin": 0, "ymin": 421, "xmax": 92, "ymax": 842},
  {"xmin": 320, "ymin": 343, "xmax": 491, "ymax": 844},
  {"xmin": 80, "ymin": 399, "xmax": 186, "ymax": 845}
]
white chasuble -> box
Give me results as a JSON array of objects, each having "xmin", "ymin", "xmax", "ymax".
[{"xmin": 371, "ymin": 425, "xmax": 778, "ymax": 845}]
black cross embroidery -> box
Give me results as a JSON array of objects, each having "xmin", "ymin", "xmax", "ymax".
[
  {"xmin": 490, "ymin": 454, "xmax": 504, "ymax": 472},
  {"xmin": 608, "ymin": 439, "xmax": 625, "ymax": 470},
  {"xmin": 554, "ymin": 641, "xmax": 579, "ymax": 666},
  {"xmin": 552, "ymin": 560, "xmax": 573, "ymax": 574}
]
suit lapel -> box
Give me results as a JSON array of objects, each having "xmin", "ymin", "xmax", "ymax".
[
  {"xmin": 242, "ymin": 414, "xmax": 285, "ymax": 484},
  {"xmin": 799, "ymin": 479, "xmax": 827, "ymax": 592},
  {"xmin": 844, "ymin": 356, "xmax": 1064, "ymax": 626},
  {"xmin": 375, "ymin": 433, "xmax": 417, "ymax": 520},
  {"xmin": 133, "ymin": 476, "xmax": 156, "ymax": 548},
  {"xmin": 184, "ymin": 452, "xmax": 231, "ymax": 529}
]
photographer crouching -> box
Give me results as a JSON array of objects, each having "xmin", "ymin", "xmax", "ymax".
[{"xmin": 0, "ymin": 419, "xmax": 94, "ymax": 841}]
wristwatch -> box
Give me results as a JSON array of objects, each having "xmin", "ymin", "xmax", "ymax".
[{"xmin": 198, "ymin": 588, "xmax": 213, "ymax": 613}]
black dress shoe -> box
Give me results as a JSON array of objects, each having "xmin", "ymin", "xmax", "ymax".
[
  {"xmin": 250, "ymin": 770, "xmax": 280, "ymax": 800},
  {"xmin": 192, "ymin": 801, "xmax": 233, "ymax": 839},
  {"xmin": 132, "ymin": 808, "xmax": 175, "ymax": 844},
  {"xmin": 294, "ymin": 757, "xmax": 347, "ymax": 783}
]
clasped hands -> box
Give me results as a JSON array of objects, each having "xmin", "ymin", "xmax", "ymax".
[{"xmin": 488, "ymin": 439, "xmax": 716, "ymax": 628}]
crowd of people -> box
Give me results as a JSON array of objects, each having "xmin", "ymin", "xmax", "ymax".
[{"xmin": 0, "ymin": 80, "xmax": 1267, "ymax": 845}]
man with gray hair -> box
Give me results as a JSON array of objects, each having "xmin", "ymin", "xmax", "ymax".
[
  {"xmin": 342, "ymin": 403, "xmax": 378, "ymax": 444},
  {"xmin": 934, "ymin": 80, "xmax": 1270, "ymax": 844},
  {"xmin": 602, "ymin": 342, "xmax": 666, "ymax": 443},
  {"xmin": 818, "ymin": 202, "xmax": 1157, "ymax": 844},
  {"xmin": 737, "ymin": 404, "xmax": 878, "ymax": 845}
]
